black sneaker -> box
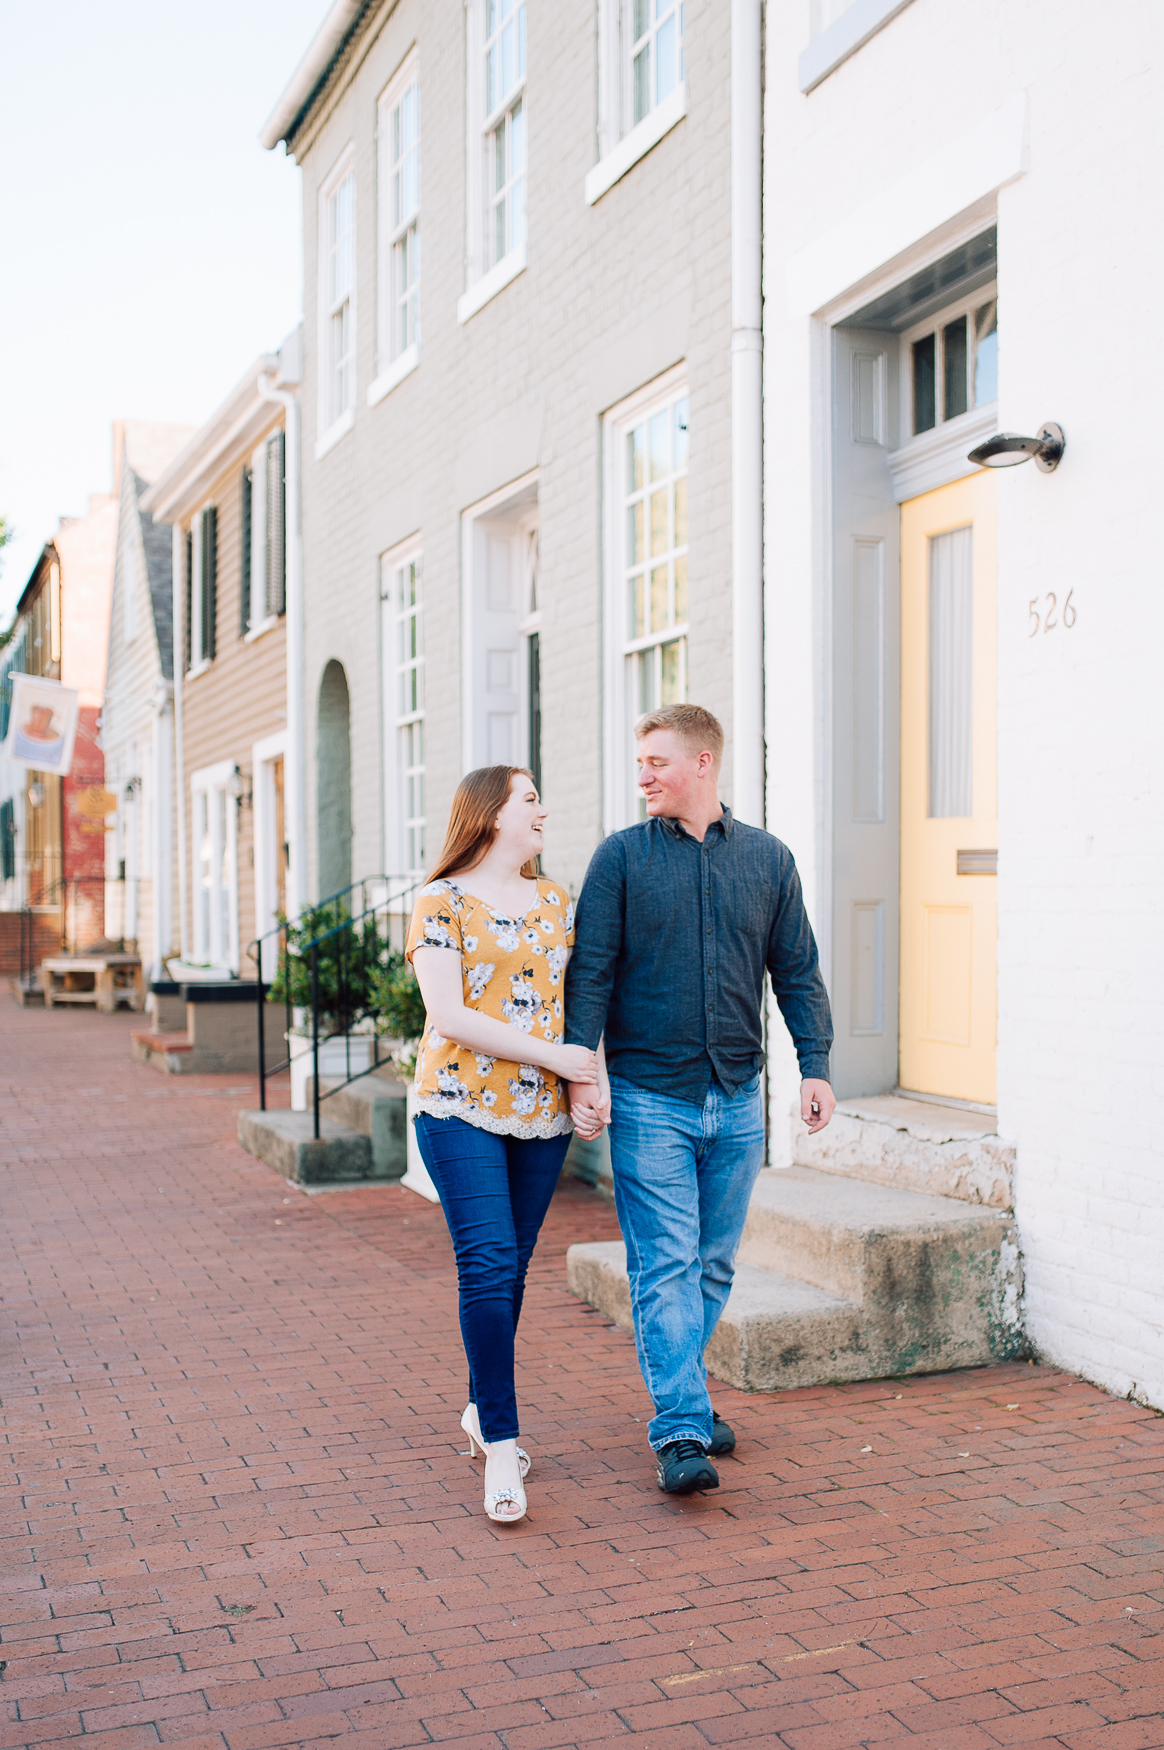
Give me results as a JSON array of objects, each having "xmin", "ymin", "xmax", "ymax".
[
  {"xmin": 655, "ymin": 1439, "xmax": 719, "ymax": 1494},
  {"xmin": 708, "ymin": 1412, "xmax": 736, "ymax": 1457}
]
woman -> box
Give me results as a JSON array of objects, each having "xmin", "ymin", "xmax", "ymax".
[{"xmin": 406, "ymin": 765, "xmax": 607, "ymax": 1525}]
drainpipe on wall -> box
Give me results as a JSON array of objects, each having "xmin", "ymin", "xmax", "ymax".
[
  {"xmin": 257, "ymin": 355, "xmax": 305, "ymax": 920},
  {"xmin": 171, "ymin": 526, "xmax": 190, "ymax": 961},
  {"xmin": 731, "ymin": 0, "xmax": 764, "ymax": 826}
]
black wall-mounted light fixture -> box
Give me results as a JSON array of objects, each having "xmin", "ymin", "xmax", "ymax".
[{"xmin": 968, "ymin": 422, "xmax": 1065, "ymax": 472}]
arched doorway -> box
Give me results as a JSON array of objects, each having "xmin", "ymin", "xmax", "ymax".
[{"xmin": 316, "ymin": 660, "xmax": 352, "ymax": 899}]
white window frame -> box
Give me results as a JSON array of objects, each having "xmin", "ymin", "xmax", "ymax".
[
  {"xmin": 244, "ymin": 439, "xmax": 276, "ymax": 641},
  {"xmin": 370, "ymin": 51, "xmax": 421, "ymax": 406},
  {"xmin": 459, "ymin": 0, "xmax": 527, "ymax": 325},
  {"xmin": 888, "ymin": 280, "xmax": 998, "ymax": 501},
  {"xmin": 588, "ymin": 0, "xmax": 687, "ymax": 206},
  {"xmin": 380, "ymin": 538, "xmax": 426, "ymax": 876},
  {"xmin": 189, "ymin": 759, "xmax": 239, "ymax": 972},
  {"xmin": 252, "ymin": 730, "xmax": 287, "ymax": 979},
  {"xmin": 317, "ymin": 147, "xmax": 356, "ymax": 457},
  {"xmin": 602, "ymin": 364, "xmax": 689, "ymax": 832}
]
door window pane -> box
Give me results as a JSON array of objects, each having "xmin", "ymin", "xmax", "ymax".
[
  {"xmin": 928, "ymin": 526, "xmax": 973, "ymax": 818},
  {"xmin": 974, "ymin": 300, "xmax": 998, "ymax": 406},
  {"xmin": 943, "ymin": 316, "xmax": 968, "ymax": 421},
  {"xmin": 912, "ymin": 334, "xmax": 936, "ymax": 434}
]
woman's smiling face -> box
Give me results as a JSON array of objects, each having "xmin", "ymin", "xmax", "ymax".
[{"xmin": 493, "ymin": 772, "xmax": 546, "ymax": 864}]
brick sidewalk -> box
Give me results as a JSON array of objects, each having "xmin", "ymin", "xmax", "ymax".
[{"xmin": 0, "ymin": 998, "xmax": 1162, "ymax": 1750}]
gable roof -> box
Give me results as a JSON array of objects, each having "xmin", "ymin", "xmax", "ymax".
[{"xmin": 259, "ymin": 0, "xmax": 373, "ymax": 154}]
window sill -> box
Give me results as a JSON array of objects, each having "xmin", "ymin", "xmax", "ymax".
[
  {"xmin": 367, "ymin": 344, "xmax": 419, "ymax": 406},
  {"xmin": 243, "ymin": 615, "xmax": 281, "ymax": 644},
  {"xmin": 585, "ymin": 83, "xmax": 687, "ymax": 206},
  {"xmin": 888, "ymin": 403, "xmax": 997, "ymax": 503},
  {"xmin": 185, "ymin": 659, "xmax": 212, "ymax": 682},
  {"xmin": 799, "ymin": 0, "xmax": 917, "ymax": 93},
  {"xmin": 314, "ymin": 406, "xmax": 354, "ymax": 461},
  {"xmin": 457, "ymin": 241, "xmax": 527, "ymax": 325}
]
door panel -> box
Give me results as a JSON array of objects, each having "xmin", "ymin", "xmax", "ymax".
[
  {"xmin": 831, "ymin": 327, "xmax": 900, "ymax": 1097},
  {"xmin": 899, "ymin": 471, "xmax": 997, "ymax": 1102}
]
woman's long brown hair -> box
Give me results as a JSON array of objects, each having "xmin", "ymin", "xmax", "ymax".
[{"xmin": 425, "ymin": 765, "xmax": 539, "ymax": 885}]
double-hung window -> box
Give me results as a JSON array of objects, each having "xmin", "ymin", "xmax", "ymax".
[
  {"xmin": 903, "ymin": 287, "xmax": 998, "ymax": 440},
  {"xmin": 185, "ymin": 505, "xmax": 217, "ymax": 672},
  {"xmin": 381, "ymin": 547, "xmax": 425, "ymax": 873},
  {"xmin": 460, "ymin": 0, "xmax": 527, "ymax": 320},
  {"xmin": 320, "ymin": 155, "xmax": 356, "ymax": 444},
  {"xmin": 604, "ymin": 371, "xmax": 690, "ymax": 825},
  {"xmin": 589, "ymin": 1, "xmax": 688, "ymax": 204},
  {"xmin": 373, "ymin": 58, "xmax": 420, "ymax": 401}
]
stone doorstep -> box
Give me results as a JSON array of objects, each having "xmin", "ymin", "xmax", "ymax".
[
  {"xmin": 566, "ymin": 1164, "xmax": 1024, "ymax": 1394},
  {"xmin": 307, "ymin": 1070, "xmax": 408, "ymax": 1179},
  {"xmin": 792, "ymin": 1092, "xmax": 1015, "ymax": 1208},
  {"xmin": 131, "ymin": 1031, "xmax": 195, "ymax": 1073},
  {"xmin": 237, "ymin": 1109, "xmax": 379, "ymax": 1185}
]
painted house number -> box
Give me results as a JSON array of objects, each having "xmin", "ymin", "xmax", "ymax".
[{"xmin": 1028, "ymin": 590, "xmax": 1076, "ymax": 636}]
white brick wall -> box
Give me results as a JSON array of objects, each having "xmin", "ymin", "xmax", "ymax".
[
  {"xmin": 764, "ymin": 0, "xmax": 1164, "ymax": 1402},
  {"xmin": 292, "ymin": 0, "xmax": 734, "ymax": 902}
]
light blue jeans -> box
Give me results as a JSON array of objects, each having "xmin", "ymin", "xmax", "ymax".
[{"xmin": 608, "ymin": 1072, "xmax": 765, "ymax": 1451}]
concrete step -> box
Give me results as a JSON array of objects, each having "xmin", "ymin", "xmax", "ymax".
[
  {"xmin": 792, "ymin": 1093, "xmax": 1014, "ymax": 1207},
  {"xmin": 308, "ymin": 1069, "xmax": 408, "ymax": 1178},
  {"xmin": 237, "ymin": 1109, "xmax": 376, "ymax": 1185},
  {"xmin": 566, "ymin": 1164, "xmax": 1024, "ymax": 1393}
]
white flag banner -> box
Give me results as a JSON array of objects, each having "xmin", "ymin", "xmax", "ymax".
[{"xmin": 3, "ymin": 673, "xmax": 81, "ymax": 776}]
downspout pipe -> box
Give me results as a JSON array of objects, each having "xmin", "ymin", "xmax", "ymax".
[
  {"xmin": 257, "ymin": 374, "xmax": 305, "ymax": 922},
  {"xmin": 171, "ymin": 525, "xmax": 190, "ymax": 961},
  {"xmin": 731, "ymin": 0, "xmax": 764, "ymax": 827}
]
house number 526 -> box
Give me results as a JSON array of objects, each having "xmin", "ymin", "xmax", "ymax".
[{"xmin": 1029, "ymin": 591, "xmax": 1076, "ymax": 636}]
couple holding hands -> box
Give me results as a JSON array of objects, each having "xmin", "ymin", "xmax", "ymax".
[{"xmin": 406, "ymin": 702, "xmax": 835, "ymax": 1524}]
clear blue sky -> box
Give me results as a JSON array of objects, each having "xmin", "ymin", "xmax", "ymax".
[{"xmin": 0, "ymin": 0, "xmax": 327, "ymax": 620}]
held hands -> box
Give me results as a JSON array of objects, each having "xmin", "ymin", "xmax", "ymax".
[
  {"xmin": 568, "ymin": 1078, "xmax": 611, "ymax": 1141},
  {"xmin": 800, "ymin": 1078, "xmax": 836, "ymax": 1134}
]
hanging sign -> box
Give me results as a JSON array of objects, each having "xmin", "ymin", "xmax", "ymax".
[{"xmin": 2, "ymin": 674, "xmax": 81, "ymax": 776}]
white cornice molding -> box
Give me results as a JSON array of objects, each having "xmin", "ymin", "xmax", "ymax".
[
  {"xmin": 799, "ymin": 0, "xmax": 917, "ymax": 94},
  {"xmin": 260, "ymin": 0, "xmax": 366, "ymax": 150}
]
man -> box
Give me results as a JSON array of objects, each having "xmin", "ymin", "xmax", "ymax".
[{"xmin": 565, "ymin": 703, "xmax": 834, "ymax": 1495}]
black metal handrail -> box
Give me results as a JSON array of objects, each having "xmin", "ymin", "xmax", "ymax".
[{"xmin": 245, "ymin": 874, "xmax": 423, "ymax": 1135}]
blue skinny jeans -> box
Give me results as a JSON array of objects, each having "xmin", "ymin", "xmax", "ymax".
[{"xmin": 413, "ymin": 1112, "xmax": 570, "ymax": 1444}]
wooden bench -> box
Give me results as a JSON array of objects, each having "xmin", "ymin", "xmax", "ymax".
[{"xmin": 41, "ymin": 954, "xmax": 143, "ymax": 1013}]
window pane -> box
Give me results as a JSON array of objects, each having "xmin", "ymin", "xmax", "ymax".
[
  {"xmin": 974, "ymin": 300, "xmax": 998, "ymax": 406},
  {"xmin": 650, "ymin": 565, "xmax": 668, "ymax": 631},
  {"xmin": 634, "ymin": 0, "xmax": 649, "ymax": 39},
  {"xmin": 517, "ymin": 2, "xmax": 526, "ymax": 75},
  {"xmin": 648, "ymin": 409, "xmax": 669, "ymax": 480},
  {"xmin": 673, "ymin": 396, "xmax": 689, "ymax": 467},
  {"xmin": 673, "ymin": 476, "xmax": 687, "ymax": 548},
  {"xmin": 943, "ymin": 316, "xmax": 968, "ymax": 421},
  {"xmin": 511, "ymin": 98, "xmax": 524, "ymax": 171},
  {"xmin": 633, "ymin": 46, "xmax": 649, "ymax": 124},
  {"xmin": 628, "ymin": 501, "xmax": 644, "ymax": 564},
  {"xmin": 649, "ymin": 489, "xmax": 668, "ymax": 557},
  {"xmin": 912, "ymin": 333, "xmax": 936, "ymax": 434},
  {"xmin": 673, "ymin": 554, "xmax": 688, "ymax": 622},
  {"xmin": 501, "ymin": 18, "xmax": 515, "ymax": 94},
  {"xmin": 629, "ymin": 575, "xmax": 645, "ymax": 638},
  {"xmin": 655, "ymin": 14, "xmax": 676, "ymax": 102},
  {"xmin": 628, "ymin": 425, "xmax": 646, "ymax": 492},
  {"xmin": 638, "ymin": 648, "xmax": 657, "ymax": 714},
  {"xmin": 928, "ymin": 526, "xmax": 973, "ymax": 818},
  {"xmin": 487, "ymin": 42, "xmax": 499, "ymax": 111},
  {"xmin": 660, "ymin": 637, "xmax": 685, "ymax": 705}
]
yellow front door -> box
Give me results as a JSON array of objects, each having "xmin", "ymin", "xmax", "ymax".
[{"xmin": 899, "ymin": 471, "xmax": 997, "ymax": 1104}]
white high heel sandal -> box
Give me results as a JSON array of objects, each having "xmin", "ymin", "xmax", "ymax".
[{"xmin": 461, "ymin": 1404, "xmax": 531, "ymax": 1479}]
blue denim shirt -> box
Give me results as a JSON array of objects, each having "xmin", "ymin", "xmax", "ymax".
[{"xmin": 564, "ymin": 808, "xmax": 832, "ymax": 1102}]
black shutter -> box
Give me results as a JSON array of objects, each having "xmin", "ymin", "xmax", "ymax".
[
  {"xmin": 240, "ymin": 468, "xmax": 252, "ymax": 637},
  {"xmin": 202, "ymin": 505, "xmax": 217, "ymax": 661},
  {"xmin": 266, "ymin": 431, "xmax": 286, "ymax": 616},
  {"xmin": 0, "ymin": 799, "xmax": 14, "ymax": 882},
  {"xmin": 184, "ymin": 529, "xmax": 193, "ymax": 671}
]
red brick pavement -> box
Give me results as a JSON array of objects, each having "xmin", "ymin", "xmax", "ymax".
[{"xmin": 0, "ymin": 997, "xmax": 1162, "ymax": 1750}]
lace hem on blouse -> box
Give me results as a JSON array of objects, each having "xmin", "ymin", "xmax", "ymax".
[{"xmin": 413, "ymin": 1094, "xmax": 574, "ymax": 1141}]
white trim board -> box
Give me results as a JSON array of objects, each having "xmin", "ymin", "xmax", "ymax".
[
  {"xmin": 585, "ymin": 82, "xmax": 687, "ymax": 206},
  {"xmin": 786, "ymin": 93, "xmax": 1027, "ymax": 318},
  {"xmin": 799, "ymin": 0, "xmax": 917, "ymax": 95}
]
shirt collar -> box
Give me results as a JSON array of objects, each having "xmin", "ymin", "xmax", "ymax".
[{"xmin": 660, "ymin": 805, "xmax": 733, "ymax": 843}]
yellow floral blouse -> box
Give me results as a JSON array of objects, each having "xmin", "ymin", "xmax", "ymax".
[{"xmin": 405, "ymin": 877, "xmax": 576, "ymax": 1139}]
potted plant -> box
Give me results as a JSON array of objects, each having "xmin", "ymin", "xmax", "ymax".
[
  {"xmin": 370, "ymin": 950, "xmax": 437, "ymax": 1200},
  {"xmin": 270, "ymin": 899, "xmax": 391, "ymax": 1109}
]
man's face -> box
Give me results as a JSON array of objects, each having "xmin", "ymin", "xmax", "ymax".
[{"xmin": 636, "ymin": 729, "xmax": 708, "ymax": 816}]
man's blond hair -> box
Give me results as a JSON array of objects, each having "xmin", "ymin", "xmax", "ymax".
[{"xmin": 634, "ymin": 703, "xmax": 724, "ymax": 773}]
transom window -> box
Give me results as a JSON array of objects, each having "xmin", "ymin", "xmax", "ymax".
[
  {"xmin": 485, "ymin": 0, "xmax": 526, "ymax": 266},
  {"xmin": 325, "ymin": 168, "xmax": 355, "ymax": 425},
  {"xmin": 628, "ymin": 0, "xmax": 685, "ymax": 127},
  {"xmin": 623, "ymin": 388, "xmax": 689, "ymax": 810},
  {"xmin": 384, "ymin": 552, "xmax": 425, "ymax": 873},
  {"xmin": 906, "ymin": 287, "xmax": 997, "ymax": 438}
]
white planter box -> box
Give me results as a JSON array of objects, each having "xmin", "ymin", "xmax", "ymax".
[
  {"xmin": 402, "ymin": 1083, "xmax": 440, "ymax": 1202},
  {"xmin": 287, "ymin": 1032, "xmax": 378, "ymax": 1111}
]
